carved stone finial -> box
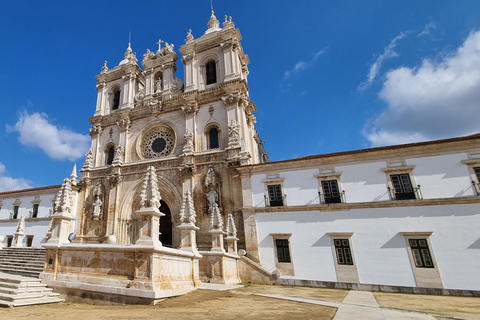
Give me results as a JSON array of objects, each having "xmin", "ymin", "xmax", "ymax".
[
  {"xmin": 207, "ymin": 10, "xmax": 220, "ymax": 32},
  {"xmin": 210, "ymin": 204, "xmax": 223, "ymax": 230},
  {"xmin": 139, "ymin": 166, "xmax": 162, "ymax": 209},
  {"xmin": 101, "ymin": 61, "xmax": 108, "ymax": 73},
  {"xmin": 226, "ymin": 213, "xmax": 237, "ymax": 238},
  {"xmin": 179, "ymin": 191, "xmax": 197, "ymax": 225},
  {"xmin": 186, "ymin": 29, "xmax": 194, "ymax": 42},
  {"xmin": 82, "ymin": 149, "xmax": 93, "ymax": 170},
  {"xmin": 223, "ymin": 15, "xmax": 234, "ymax": 28},
  {"xmin": 55, "ymin": 178, "xmax": 74, "ymax": 215},
  {"xmin": 70, "ymin": 163, "xmax": 77, "ymax": 184},
  {"xmin": 16, "ymin": 216, "xmax": 25, "ymax": 233},
  {"xmin": 156, "ymin": 39, "xmax": 163, "ymax": 55}
]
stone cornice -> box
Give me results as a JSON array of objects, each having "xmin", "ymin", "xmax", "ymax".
[
  {"xmin": 0, "ymin": 185, "xmax": 62, "ymax": 197},
  {"xmin": 246, "ymin": 196, "xmax": 480, "ymax": 213}
]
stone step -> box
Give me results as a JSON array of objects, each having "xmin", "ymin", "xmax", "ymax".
[
  {"xmin": 0, "ymin": 285, "xmax": 53, "ymax": 295},
  {"xmin": 0, "ymin": 297, "xmax": 64, "ymax": 307},
  {"xmin": 0, "ymin": 272, "xmax": 63, "ymax": 307}
]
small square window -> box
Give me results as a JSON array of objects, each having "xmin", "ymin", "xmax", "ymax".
[{"xmin": 334, "ymin": 239, "xmax": 354, "ymax": 265}]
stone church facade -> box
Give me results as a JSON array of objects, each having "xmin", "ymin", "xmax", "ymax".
[{"xmin": 1, "ymin": 10, "xmax": 479, "ymax": 302}]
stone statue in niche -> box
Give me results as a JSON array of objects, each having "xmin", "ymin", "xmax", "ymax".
[
  {"xmin": 93, "ymin": 196, "xmax": 102, "ymax": 220},
  {"xmin": 206, "ymin": 188, "xmax": 218, "ymax": 213},
  {"xmin": 92, "ymin": 182, "xmax": 103, "ymax": 220},
  {"xmin": 204, "ymin": 165, "xmax": 219, "ymax": 213}
]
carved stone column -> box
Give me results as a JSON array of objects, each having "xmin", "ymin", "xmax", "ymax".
[
  {"xmin": 12, "ymin": 216, "xmax": 25, "ymax": 247},
  {"xmin": 134, "ymin": 166, "xmax": 164, "ymax": 248},
  {"xmin": 209, "ymin": 204, "xmax": 226, "ymax": 253},
  {"xmin": 46, "ymin": 178, "xmax": 76, "ymax": 246},
  {"xmin": 177, "ymin": 191, "xmax": 200, "ymax": 255}
]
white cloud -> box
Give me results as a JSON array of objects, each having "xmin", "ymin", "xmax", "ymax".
[
  {"xmin": 284, "ymin": 49, "xmax": 326, "ymax": 79},
  {"xmin": 364, "ymin": 30, "xmax": 480, "ymax": 147},
  {"xmin": 0, "ymin": 162, "xmax": 32, "ymax": 192},
  {"xmin": 358, "ymin": 32, "xmax": 408, "ymax": 90},
  {"xmin": 418, "ymin": 21, "xmax": 436, "ymax": 37},
  {"xmin": 7, "ymin": 111, "xmax": 90, "ymax": 161}
]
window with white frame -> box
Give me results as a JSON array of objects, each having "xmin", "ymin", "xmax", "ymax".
[
  {"xmin": 381, "ymin": 164, "xmax": 420, "ymax": 200},
  {"xmin": 315, "ymin": 171, "xmax": 344, "ymax": 204}
]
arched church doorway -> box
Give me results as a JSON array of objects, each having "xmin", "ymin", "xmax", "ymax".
[{"xmin": 159, "ymin": 200, "xmax": 173, "ymax": 247}]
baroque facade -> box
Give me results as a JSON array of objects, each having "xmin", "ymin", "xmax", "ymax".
[{"xmin": 1, "ymin": 10, "xmax": 479, "ymax": 302}]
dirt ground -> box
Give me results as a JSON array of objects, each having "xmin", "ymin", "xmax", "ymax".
[
  {"xmin": 0, "ymin": 285, "xmax": 478, "ymax": 320},
  {"xmin": 373, "ymin": 291, "xmax": 480, "ymax": 320}
]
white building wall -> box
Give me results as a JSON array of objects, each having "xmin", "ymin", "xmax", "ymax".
[
  {"xmin": 338, "ymin": 162, "xmax": 389, "ymax": 203},
  {"xmin": 255, "ymin": 204, "xmax": 480, "ymax": 290},
  {"xmin": 406, "ymin": 153, "xmax": 474, "ymax": 198}
]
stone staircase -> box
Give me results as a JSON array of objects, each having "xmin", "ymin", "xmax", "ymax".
[
  {"xmin": 0, "ymin": 248, "xmax": 64, "ymax": 307},
  {"xmin": 0, "ymin": 247, "xmax": 46, "ymax": 277},
  {"xmin": 0, "ymin": 272, "xmax": 64, "ymax": 307}
]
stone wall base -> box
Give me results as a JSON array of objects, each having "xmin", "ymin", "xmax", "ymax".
[
  {"xmin": 276, "ymin": 278, "xmax": 480, "ymax": 297},
  {"xmin": 54, "ymin": 287, "xmax": 165, "ymax": 305}
]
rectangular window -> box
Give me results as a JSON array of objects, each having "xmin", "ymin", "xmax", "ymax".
[
  {"xmin": 322, "ymin": 180, "xmax": 342, "ymax": 204},
  {"xmin": 409, "ymin": 239, "xmax": 434, "ymax": 268},
  {"xmin": 391, "ymin": 174, "xmax": 416, "ymax": 200},
  {"xmin": 26, "ymin": 236, "xmax": 34, "ymax": 247},
  {"xmin": 275, "ymin": 239, "xmax": 291, "ymax": 263},
  {"xmin": 7, "ymin": 236, "xmax": 13, "ymax": 247},
  {"xmin": 32, "ymin": 204, "xmax": 39, "ymax": 218},
  {"xmin": 334, "ymin": 239, "xmax": 353, "ymax": 265},
  {"xmin": 268, "ymin": 184, "xmax": 284, "ymax": 207},
  {"xmin": 13, "ymin": 206, "xmax": 19, "ymax": 219},
  {"xmin": 474, "ymin": 167, "xmax": 480, "ymax": 182}
]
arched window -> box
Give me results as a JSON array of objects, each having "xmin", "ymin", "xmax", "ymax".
[
  {"xmin": 112, "ymin": 87, "xmax": 121, "ymax": 110},
  {"xmin": 106, "ymin": 145, "xmax": 115, "ymax": 165},
  {"xmin": 206, "ymin": 60, "xmax": 217, "ymax": 85},
  {"xmin": 208, "ymin": 127, "xmax": 219, "ymax": 149}
]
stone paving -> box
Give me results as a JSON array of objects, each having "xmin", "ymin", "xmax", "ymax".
[{"xmin": 254, "ymin": 290, "xmax": 455, "ymax": 320}]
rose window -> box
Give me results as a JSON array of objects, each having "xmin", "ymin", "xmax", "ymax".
[{"xmin": 141, "ymin": 127, "xmax": 175, "ymax": 158}]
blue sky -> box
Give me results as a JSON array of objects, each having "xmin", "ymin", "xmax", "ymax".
[{"xmin": 1, "ymin": 0, "xmax": 480, "ymax": 191}]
